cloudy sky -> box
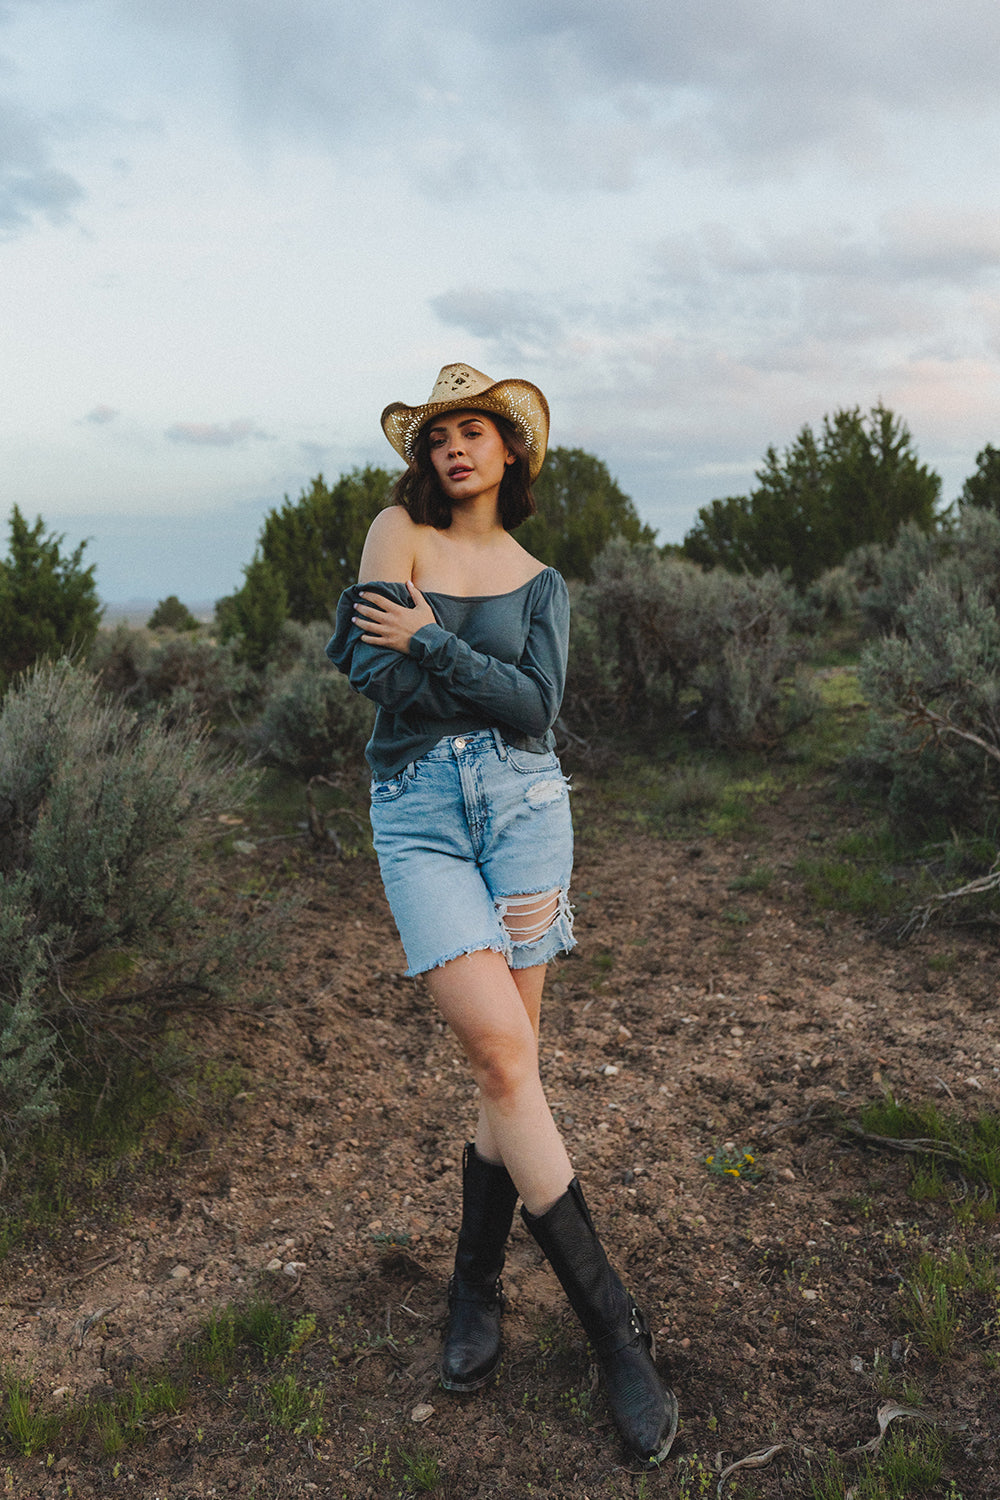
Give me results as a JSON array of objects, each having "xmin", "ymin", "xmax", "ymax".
[{"xmin": 3, "ymin": 0, "xmax": 1000, "ymax": 605}]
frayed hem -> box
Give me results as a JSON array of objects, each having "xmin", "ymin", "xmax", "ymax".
[
  {"xmin": 508, "ymin": 897, "xmax": 576, "ymax": 970},
  {"xmin": 406, "ymin": 937, "xmax": 511, "ymax": 980},
  {"xmin": 508, "ymin": 929, "xmax": 577, "ymax": 970}
]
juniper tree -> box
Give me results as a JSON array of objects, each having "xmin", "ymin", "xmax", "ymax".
[
  {"xmin": 683, "ymin": 404, "xmax": 940, "ymax": 589},
  {"xmin": 0, "ymin": 506, "xmax": 102, "ymax": 692}
]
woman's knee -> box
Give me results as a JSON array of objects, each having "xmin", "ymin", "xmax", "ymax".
[{"xmin": 465, "ymin": 1027, "xmax": 537, "ymax": 1105}]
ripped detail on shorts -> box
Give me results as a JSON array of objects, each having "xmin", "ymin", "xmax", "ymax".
[
  {"xmin": 524, "ymin": 776, "xmax": 568, "ymax": 808},
  {"xmin": 494, "ymin": 884, "xmax": 575, "ymax": 958}
]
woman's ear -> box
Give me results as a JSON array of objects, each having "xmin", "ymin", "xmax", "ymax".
[{"xmin": 505, "ymin": 451, "xmax": 515, "ymax": 465}]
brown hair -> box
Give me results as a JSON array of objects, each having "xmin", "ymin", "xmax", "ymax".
[{"xmin": 390, "ymin": 412, "xmax": 537, "ymax": 530}]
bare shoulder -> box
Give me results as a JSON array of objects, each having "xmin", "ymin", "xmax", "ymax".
[
  {"xmin": 508, "ymin": 535, "xmax": 548, "ymax": 582},
  {"xmin": 358, "ymin": 505, "xmax": 421, "ymax": 583}
]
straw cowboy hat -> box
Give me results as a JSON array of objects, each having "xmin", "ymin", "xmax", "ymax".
[{"xmin": 381, "ymin": 364, "xmax": 550, "ymax": 481}]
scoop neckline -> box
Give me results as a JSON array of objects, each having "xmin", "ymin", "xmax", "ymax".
[{"xmin": 422, "ymin": 567, "xmax": 552, "ymax": 603}]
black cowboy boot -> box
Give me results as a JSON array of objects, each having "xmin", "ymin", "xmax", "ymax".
[
  {"xmin": 440, "ymin": 1143, "xmax": 519, "ymax": 1392},
  {"xmin": 521, "ymin": 1177, "xmax": 678, "ymax": 1463}
]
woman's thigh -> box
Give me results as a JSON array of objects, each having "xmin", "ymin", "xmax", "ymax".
[{"xmin": 369, "ymin": 752, "xmax": 507, "ymax": 977}]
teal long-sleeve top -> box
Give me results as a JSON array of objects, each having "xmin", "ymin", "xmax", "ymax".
[{"xmin": 325, "ymin": 567, "xmax": 570, "ymax": 779}]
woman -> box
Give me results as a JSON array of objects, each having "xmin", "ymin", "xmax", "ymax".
[{"xmin": 326, "ymin": 363, "xmax": 677, "ymax": 1464}]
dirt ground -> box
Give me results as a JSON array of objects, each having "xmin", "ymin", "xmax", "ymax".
[{"xmin": 3, "ymin": 770, "xmax": 999, "ymax": 1499}]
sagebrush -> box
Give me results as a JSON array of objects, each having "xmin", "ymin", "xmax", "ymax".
[{"xmin": 0, "ymin": 660, "xmax": 262, "ymax": 1138}]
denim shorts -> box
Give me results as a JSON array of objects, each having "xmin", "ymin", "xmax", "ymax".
[{"xmin": 369, "ymin": 729, "xmax": 575, "ymax": 978}]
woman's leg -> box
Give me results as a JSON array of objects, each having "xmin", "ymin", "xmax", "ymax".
[
  {"xmin": 473, "ymin": 962, "xmax": 545, "ymax": 1166},
  {"xmin": 428, "ymin": 947, "xmax": 677, "ymax": 1459},
  {"xmin": 424, "ymin": 950, "xmax": 571, "ymax": 1216}
]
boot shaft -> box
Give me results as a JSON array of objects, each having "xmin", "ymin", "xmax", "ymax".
[
  {"xmin": 521, "ymin": 1177, "xmax": 635, "ymax": 1356},
  {"xmin": 454, "ymin": 1143, "xmax": 518, "ymax": 1285}
]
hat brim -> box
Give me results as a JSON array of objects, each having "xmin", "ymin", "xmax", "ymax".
[{"xmin": 381, "ymin": 378, "xmax": 550, "ymax": 482}]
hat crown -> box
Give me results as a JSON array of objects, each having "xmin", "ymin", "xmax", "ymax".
[
  {"xmin": 426, "ymin": 364, "xmax": 493, "ymax": 404},
  {"xmin": 380, "ymin": 362, "xmax": 550, "ymax": 480}
]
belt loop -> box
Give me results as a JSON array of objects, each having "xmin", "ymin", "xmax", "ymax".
[
  {"xmin": 491, "ymin": 728, "xmax": 507, "ymax": 760},
  {"xmin": 407, "ymin": 761, "xmax": 416, "ymax": 778}
]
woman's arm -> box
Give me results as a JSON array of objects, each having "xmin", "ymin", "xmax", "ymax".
[
  {"xmin": 327, "ymin": 580, "xmax": 461, "ymax": 717},
  {"xmin": 406, "ymin": 577, "xmax": 569, "ymax": 737},
  {"xmin": 327, "ymin": 574, "xmax": 569, "ymax": 736}
]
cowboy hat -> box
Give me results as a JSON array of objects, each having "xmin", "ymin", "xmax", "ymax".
[{"xmin": 381, "ymin": 364, "xmax": 550, "ymax": 481}]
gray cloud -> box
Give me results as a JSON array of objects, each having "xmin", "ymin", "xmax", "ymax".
[
  {"xmin": 83, "ymin": 404, "xmax": 120, "ymax": 424},
  {"xmin": 428, "ymin": 289, "xmax": 564, "ymax": 365},
  {"xmin": 0, "ymin": 94, "xmax": 84, "ymax": 230},
  {"xmin": 166, "ymin": 419, "xmax": 270, "ymax": 446},
  {"xmin": 104, "ymin": 0, "xmax": 1000, "ymax": 190}
]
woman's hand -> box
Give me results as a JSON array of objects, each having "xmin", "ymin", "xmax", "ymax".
[{"xmin": 353, "ymin": 581, "xmax": 436, "ymax": 654}]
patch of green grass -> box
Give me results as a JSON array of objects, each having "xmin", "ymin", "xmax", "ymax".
[
  {"xmin": 796, "ymin": 852, "xmax": 900, "ymax": 917},
  {"xmin": 1, "ymin": 1372, "xmax": 63, "ymax": 1457},
  {"xmin": 807, "ymin": 1425, "xmax": 948, "ymax": 1499},
  {"xmin": 903, "ymin": 1273, "xmax": 963, "ymax": 1360},
  {"xmin": 706, "ymin": 775, "xmax": 782, "ymax": 837},
  {"xmin": 252, "ymin": 768, "xmax": 369, "ymax": 854},
  {"xmin": 591, "ymin": 750, "xmax": 785, "ymax": 839},
  {"xmin": 859, "ymin": 1095, "xmax": 1000, "ymax": 1196},
  {"xmin": 795, "ymin": 822, "xmax": 949, "ymax": 919},
  {"xmin": 908, "ymin": 1159, "xmax": 949, "ymax": 1203},
  {"xmin": 263, "ymin": 1372, "xmax": 325, "ymax": 1437},
  {"xmin": 1, "ymin": 1051, "xmax": 179, "ymax": 1256},
  {"xmin": 2, "ymin": 1367, "xmax": 188, "ymax": 1460},
  {"xmin": 187, "ymin": 1298, "xmax": 292, "ymax": 1379},
  {"xmin": 898, "ymin": 1245, "xmax": 1000, "ymax": 1361},
  {"xmin": 925, "ymin": 949, "xmax": 962, "ymax": 974},
  {"xmin": 397, "ymin": 1444, "xmax": 443, "ymax": 1492},
  {"xmin": 675, "ymin": 1453, "xmax": 716, "ymax": 1498},
  {"xmin": 784, "ymin": 663, "xmax": 868, "ymax": 767},
  {"xmin": 2, "ymin": 1293, "xmax": 315, "ymax": 1465},
  {"xmin": 3, "ymin": 1035, "xmax": 249, "ymax": 1265},
  {"xmin": 728, "ymin": 863, "xmax": 775, "ymax": 893},
  {"xmin": 599, "ymin": 757, "xmax": 733, "ymax": 829},
  {"xmin": 87, "ymin": 1375, "xmax": 188, "ymax": 1457}
]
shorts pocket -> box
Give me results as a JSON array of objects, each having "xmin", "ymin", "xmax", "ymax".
[
  {"xmin": 370, "ymin": 769, "xmax": 412, "ymax": 803},
  {"xmin": 504, "ymin": 744, "xmax": 560, "ymax": 775}
]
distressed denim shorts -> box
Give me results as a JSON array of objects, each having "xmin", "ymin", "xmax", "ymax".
[{"xmin": 369, "ymin": 729, "xmax": 575, "ymax": 978}]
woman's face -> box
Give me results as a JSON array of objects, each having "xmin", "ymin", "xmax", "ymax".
[{"xmin": 424, "ymin": 411, "xmax": 514, "ymax": 505}]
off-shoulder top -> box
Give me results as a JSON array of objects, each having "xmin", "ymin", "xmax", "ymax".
[{"xmin": 325, "ymin": 567, "xmax": 570, "ymax": 779}]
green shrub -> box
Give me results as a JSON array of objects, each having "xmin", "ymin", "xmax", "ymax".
[
  {"xmin": 857, "ymin": 570, "xmax": 1000, "ymax": 837},
  {"xmin": 147, "ymin": 595, "xmax": 200, "ymax": 632},
  {"xmin": 0, "ymin": 660, "xmax": 259, "ymax": 1137},
  {"xmin": 217, "ymin": 554, "xmax": 289, "ymax": 671},
  {"xmin": 89, "ymin": 623, "xmax": 254, "ymax": 728},
  {"xmin": 569, "ymin": 539, "xmax": 812, "ymax": 748},
  {"xmin": 0, "ymin": 507, "xmax": 102, "ymax": 693},
  {"xmin": 856, "ymin": 508, "xmax": 1000, "ymax": 637},
  {"xmin": 853, "ymin": 521, "xmax": 941, "ymax": 635},
  {"xmin": 245, "ymin": 623, "xmax": 372, "ymax": 777},
  {"xmin": 806, "ymin": 564, "xmax": 860, "ymax": 623},
  {"xmin": 0, "ymin": 991, "xmax": 60, "ymax": 1138}
]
